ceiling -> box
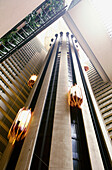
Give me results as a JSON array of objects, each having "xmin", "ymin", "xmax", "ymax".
[
  {"xmin": 0, "ymin": 0, "xmax": 44, "ymax": 37},
  {"xmin": 0, "ymin": 0, "xmax": 112, "ymax": 81}
]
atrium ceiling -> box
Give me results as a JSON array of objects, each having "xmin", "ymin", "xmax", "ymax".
[
  {"xmin": 0, "ymin": 0, "xmax": 44, "ymax": 37},
  {"xmin": 0, "ymin": 0, "xmax": 112, "ymax": 81}
]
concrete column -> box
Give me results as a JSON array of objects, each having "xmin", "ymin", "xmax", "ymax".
[
  {"xmin": 70, "ymin": 42, "xmax": 104, "ymax": 169},
  {"xmin": 49, "ymin": 41, "xmax": 73, "ymax": 170},
  {"xmin": 15, "ymin": 41, "xmax": 59, "ymax": 170},
  {"xmin": 78, "ymin": 50, "xmax": 112, "ymax": 164},
  {"xmin": 0, "ymin": 44, "xmax": 51, "ymax": 170}
]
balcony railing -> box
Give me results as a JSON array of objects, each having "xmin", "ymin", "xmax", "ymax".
[{"xmin": 0, "ymin": 0, "xmax": 66, "ymax": 63}]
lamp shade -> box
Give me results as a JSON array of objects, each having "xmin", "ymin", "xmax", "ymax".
[
  {"xmin": 68, "ymin": 84, "xmax": 83, "ymax": 108},
  {"xmin": 28, "ymin": 74, "xmax": 38, "ymax": 88},
  {"xmin": 8, "ymin": 107, "xmax": 31, "ymax": 145}
]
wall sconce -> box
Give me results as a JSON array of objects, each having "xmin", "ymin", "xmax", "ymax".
[
  {"xmin": 84, "ymin": 65, "xmax": 89, "ymax": 71},
  {"xmin": 8, "ymin": 107, "xmax": 31, "ymax": 145},
  {"xmin": 28, "ymin": 74, "xmax": 38, "ymax": 88},
  {"xmin": 68, "ymin": 84, "xmax": 83, "ymax": 108}
]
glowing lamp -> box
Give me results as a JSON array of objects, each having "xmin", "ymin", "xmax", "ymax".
[
  {"xmin": 84, "ymin": 65, "xmax": 89, "ymax": 71},
  {"xmin": 8, "ymin": 107, "xmax": 31, "ymax": 145},
  {"xmin": 28, "ymin": 74, "xmax": 38, "ymax": 88},
  {"xmin": 68, "ymin": 84, "xmax": 83, "ymax": 108}
]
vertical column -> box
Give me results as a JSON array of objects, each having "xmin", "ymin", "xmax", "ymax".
[
  {"xmin": 67, "ymin": 33, "xmax": 91, "ymax": 169},
  {"xmin": 70, "ymin": 35, "xmax": 105, "ymax": 169},
  {"xmin": 15, "ymin": 36, "xmax": 59, "ymax": 170},
  {"xmin": 49, "ymin": 35, "xmax": 73, "ymax": 170}
]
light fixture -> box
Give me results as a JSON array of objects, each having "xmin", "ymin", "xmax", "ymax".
[
  {"xmin": 8, "ymin": 107, "xmax": 32, "ymax": 145},
  {"xmin": 68, "ymin": 84, "xmax": 83, "ymax": 108},
  {"xmin": 28, "ymin": 74, "xmax": 38, "ymax": 88},
  {"xmin": 84, "ymin": 65, "xmax": 89, "ymax": 71}
]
